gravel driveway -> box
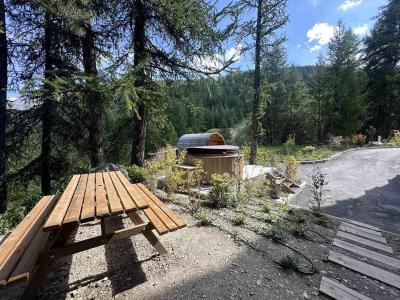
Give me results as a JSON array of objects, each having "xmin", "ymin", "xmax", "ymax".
[{"xmin": 290, "ymin": 148, "xmax": 400, "ymax": 234}]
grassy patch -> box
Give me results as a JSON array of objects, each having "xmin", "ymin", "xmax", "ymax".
[
  {"xmin": 232, "ymin": 212, "xmax": 246, "ymax": 226},
  {"xmin": 194, "ymin": 209, "xmax": 213, "ymax": 226},
  {"xmin": 278, "ymin": 254, "xmax": 299, "ymax": 271}
]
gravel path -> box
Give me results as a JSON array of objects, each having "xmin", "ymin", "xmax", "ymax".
[{"xmin": 291, "ymin": 148, "xmax": 400, "ymax": 234}]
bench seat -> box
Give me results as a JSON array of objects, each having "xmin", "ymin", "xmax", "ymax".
[
  {"xmin": 0, "ymin": 195, "xmax": 57, "ymax": 286},
  {"xmin": 131, "ymin": 184, "xmax": 186, "ymax": 235}
]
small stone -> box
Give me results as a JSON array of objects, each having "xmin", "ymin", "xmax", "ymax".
[
  {"xmin": 202, "ymin": 295, "xmax": 207, "ymax": 298},
  {"xmin": 249, "ymin": 292, "xmax": 255, "ymax": 296},
  {"xmin": 320, "ymin": 270, "xmax": 327, "ymax": 274},
  {"xmin": 256, "ymin": 280, "xmax": 262, "ymax": 285},
  {"xmin": 303, "ymin": 291, "xmax": 309, "ymax": 299}
]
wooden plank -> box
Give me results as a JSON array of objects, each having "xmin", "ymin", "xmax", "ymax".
[
  {"xmin": 115, "ymin": 171, "xmax": 148, "ymax": 208},
  {"xmin": 319, "ymin": 276, "xmax": 372, "ymax": 300},
  {"xmin": 80, "ymin": 173, "xmax": 96, "ymax": 221},
  {"xmin": 109, "ymin": 172, "xmax": 137, "ymax": 211},
  {"xmin": 337, "ymin": 231, "xmax": 393, "ymax": 254},
  {"xmin": 342, "ymin": 219, "xmax": 381, "ymax": 231},
  {"xmin": 63, "ymin": 174, "xmax": 88, "ymax": 224},
  {"xmin": 43, "ymin": 175, "xmax": 80, "ymax": 231},
  {"xmin": 132, "ymin": 184, "xmax": 177, "ymax": 230},
  {"xmin": 328, "ymin": 250, "xmax": 400, "ymax": 289},
  {"xmin": 102, "ymin": 172, "xmax": 124, "ymax": 214},
  {"xmin": 333, "ymin": 238, "xmax": 400, "ymax": 270},
  {"xmin": 339, "ymin": 224, "xmax": 387, "ymax": 243},
  {"xmin": 95, "ymin": 173, "xmax": 110, "ymax": 217},
  {"xmin": 341, "ymin": 222, "xmax": 382, "ymax": 236},
  {"xmin": 0, "ymin": 196, "xmax": 57, "ymax": 281},
  {"xmin": 143, "ymin": 208, "xmax": 169, "ymax": 235},
  {"xmin": 137, "ymin": 183, "xmax": 187, "ymax": 228}
]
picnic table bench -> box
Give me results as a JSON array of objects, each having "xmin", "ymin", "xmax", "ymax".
[{"xmin": 0, "ymin": 171, "xmax": 186, "ymax": 298}]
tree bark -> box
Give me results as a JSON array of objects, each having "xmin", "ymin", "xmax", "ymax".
[
  {"xmin": 249, "ymin": 0, "xmax": 263, "ymax": 165},
  {"xmin": 130, "ymin": 0, "xmax": 147, "ymax": 167},
  {"xmin": 0, "ymin": 0, "xmax": 7, "ymax": 212},
  {"xmin": 82, "ymin": 24, "xmax": 104, "ymax": 168},
  {"xmin": 41, "ymin": 13, "xmax": 54, "ymax": 195}
]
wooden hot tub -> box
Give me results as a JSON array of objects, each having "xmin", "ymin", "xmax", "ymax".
[{"xmin": 183, "ymin": 146, "xmax": 243, "ymax": 183}]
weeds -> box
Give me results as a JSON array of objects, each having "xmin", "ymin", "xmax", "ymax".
[
  {"xmin": 232, "ymin": 212, "xmax": 246, "ymax": 226},
  {"xmin": 291, "ymin": 222, "xmax": 310, "ymax": 238},
  {"xmin": 194, "ymin": 209, "xmax": 213, "ymax": 226},
  {"xmin": 311, "ymin": 166, "xmax": 327, "ymax": 214},
  {"xmin": 278, "ymin": 254, "xmax": 299, "ymax": 271},
  {"xmin": 231, "ymin": 229, "xmax": 242, "ymax": 243},
  {"xmin": 208, "ymin": 173, "xmax": 235, "ymax": 208},
  {"xmin": 268, "ymin": 223, "xmax": 288, "ymax": 242}
]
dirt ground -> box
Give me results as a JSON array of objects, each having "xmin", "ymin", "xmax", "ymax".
[{"xmin": 1, "ymin": 189, "xmax": 400, "ymax": 300}]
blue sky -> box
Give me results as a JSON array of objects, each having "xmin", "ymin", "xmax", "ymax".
[{"xmin": 230, "ymin": 0, "xmax": 387, "ymax": 68}]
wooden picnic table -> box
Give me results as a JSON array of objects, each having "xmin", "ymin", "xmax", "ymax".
[{"xmin": 0, "ymin": 171, "xmax": 186, "ymax": 298}]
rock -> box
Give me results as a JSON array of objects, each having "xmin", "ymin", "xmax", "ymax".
[
  {"xmin": 320, "ymin": 270, "xmax": 327, "ymax": 274},
  {"xmin": 303, "ymin": 291, "xmax": 309, "ymax": 299},
  {"xmin": 256, "ymin": 280, "xmax": 262, "ymax": 285},
  {"xmin": 249, "ymin": 292, "xmax": 255, "ymax": 296}
]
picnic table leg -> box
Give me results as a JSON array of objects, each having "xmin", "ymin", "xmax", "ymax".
[
  {"xmin": 127, "ymin": 212, "xmax": 168, "ymax": 255},
  {"xmin": 22, "ymin": 225, "xmax": 77, "ymax": 299}
]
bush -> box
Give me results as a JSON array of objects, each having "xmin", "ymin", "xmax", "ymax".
[
  {"xmin": 285, "ymin": 156, "xmax": 299, "ymax": 182},
  {"xmin": 291, "ymin": 222, "xmax": 310, "ymax": 237},
  {"xmin": 353, "ymin": 133, "xmax": 366, "ymax": 146},
  {"xmin": 284, "ymin": 134, "xmax": 296, "ymax": 154},
  {"xmin": 388, "ymin": 130, "xmax": 400, "ymax": 146},
  {"xmin": 311, "ymin": 166, "xmax": 327, "ymax": 214},
  {"xmin": 232, "ymin": 212, "xmax": 246, "ymax": 226},
  {"xmin": 208, "ymin": 173, "xmax": 235, "ymax": 208},
  {"xmin": 278, "ymin": 254, "xmax": 298, "ymax": 271},
  {"xmin": 194, "ymin": 209, "xmax": 213, "ymax": 226},
  {"xmin": 128, "ymin": 165, "xmax": 146, "ymax": 183},
  {"xmin": 328, "ymin": 135, "xmax": 344, "ymax": 148},
  {"xmin": 302, "ymin": 146, "xmax": 316, "ymax": 155},
  {"xmin": 268, "ymin": 223, "xmax": 288, "ymax": 241}
]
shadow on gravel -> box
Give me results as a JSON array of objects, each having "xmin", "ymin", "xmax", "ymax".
[
  {"xmin": 324, "ymin": 175, "xmax": 400, "ymax": 234},
  {"xmin": 104, "ymin": 216, "xmax": 147, "ymax": 296}
]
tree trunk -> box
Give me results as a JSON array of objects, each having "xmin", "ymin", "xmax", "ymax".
[
  {"xmin": 130, "ymin": 0, "xmax": 147, "ymax": 167},
  {"xmin": 0, "ymin": 0, "xmax": 7, "ymax": 212},
  {"xmin": 249, "ymin": 0, "xmax": 263, "ymax": 165},
  {"xmin": 41, "ymin": 13, "xmax": 54, "ymax": 195},
  {"xmin": 82, "ymin": 24, "xmax": 104, "ymax": 168}
]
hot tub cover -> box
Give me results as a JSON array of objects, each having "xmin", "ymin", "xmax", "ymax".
[{"xmin": 177, "ymin": 132, "xmax": 225, "ymax": 148}]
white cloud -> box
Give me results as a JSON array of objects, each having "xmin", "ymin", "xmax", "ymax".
[
  {"xmin": 307, "ymin": 23, "xmax": 337, "ymax": 52},
  {"xmin": 310, "ymin": 45, "xmax": 322, "ymax": 52},
  {"xmin": 339, "ymin": 0, "xmax": 363, "ymax": 12},
  {"xmin": 224, "ymin": 44, "xmax": 243, "ymax": 62},
  {"xmin": 353, "ymin": 24, "xmax": 368, "ymax": 36}
]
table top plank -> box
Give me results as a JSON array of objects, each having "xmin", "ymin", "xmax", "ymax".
[
  {"xmin": 115, "ymin": 171, "xmax": 148, "ymax": 209},
  {"xmin": 80, "ymin": 173, "xmax": 96, "ymax": 221},
  {"xmin": 95, "ymin": 173, "xmax": 110, "ymax": 217},
  {"xmin": 131, "ymin": 184, "xmax": 176, "ymax": 231},
  {"xmin": 137, "ymin": 183, "xmax": 186, "ymax": 228},
  {"xmin": 109, "ymin": 172, "xmax": 137, "ymax": 211},
  {"xmin": 43, "ymin": 175, "xmax": 80, "ymax": 231},
  {"xmin": 103, "ymin": 172, "xmax": 124, "ymax": 214},
  {"xmin": 63, "ymin": 174, "xmax": 88, "ymax": 224}
]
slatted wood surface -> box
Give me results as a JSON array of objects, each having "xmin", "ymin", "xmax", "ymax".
[
  {"xmin": 134, "ymin": 183, "xmax": 187, "ymax": 235},
  {"xmin": 339, "ymin": 224, "xmax": 387, "ymax": 243},
  {"xmin": 319, "ymin": 276, "xmax": 372, "ymax": 300},
  {"xmin": 341, "ymin": 222, "xmax": 382, "ymax": 236},
  {"xmin": 0, "ymin": 196, "xmax": 57, "ymax": 284},
  {"xmin": 342, "ymin": 219, "xmax": 381, "ymax": 231},
  {"xmin": 333, "ymin": 238, "xmax": 400, "ymax": 270},
  {"xmin": 43, "ymin": 172, "xmax": 149, "ymax": 231},
  {"xmin": 336, "ymin": 231, "xmax": 393, "ymax": 254},
  {"xmin": 328, "ymin": 250, "xmax": 400, "ymax": 289}
]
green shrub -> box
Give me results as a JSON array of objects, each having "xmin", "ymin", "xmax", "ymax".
[
  {"xmin": 284, "ymin": 134, "xmax": 296, "ymax": 154},
  {"xmin": 194, "ymin": 209, "xmax": 213, "ymax": 226},
  {"xmin": 278, "ymin": 254, "xmax": 298, "ymax": 271},
  {"xmin": 284, "ymin": 156, "xmax": 299, "ymax": 182},
  {"xmin": 291, "ymin": 222, "xmax": 310, "ymax": 237},
  {"xmin": 302, "ymin": 146, "xmax": 316, "ymax": 155},
  {"xmin": 268, "ymin": 223, "xmax": 288, "ymax": 241},
  {"xmin": 232, "ymin": 212, "xmax": 246, "ymax": 226},
  {"xmin": 128, "ymin": 165, "xmax": 146, "ymax": 183},
  {"xmin": 388, "ymin": 130, "xmax": 400, "ymax": 146},
  {"xmin": 311, "ymin": 166, "xmax": 327, "ymax": 214},
  {"xmin": 208, "ymin": 173, "xmax": 235, "ymax": 208}
]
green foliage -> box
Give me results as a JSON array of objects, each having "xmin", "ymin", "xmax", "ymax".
[
  {"xmin": 291, "ymin": 222, "xmax": 310, "ymax": 238},
  {"xmin": 268, "ymin": 223, "xmax": 288, "ymax": 242},
  {"xmin": 208, "ymin": 173, "xmax": 235, "ymax": 208},
  {"xmin": 388, "ymin": 130, "xmax": 400, "ymax": 146},
  {"xmin": 194, "ymin": 209, "xmax": 213, "ymax": 226},
  {"xmin": 284, "ymin": 134, "xmax": 296, "ymax": 154},
  {"xmin": 127, "ymin": 165, "xmax": 146, "ymax": 183},
  {"xmin": 232, "ymin": 212, "xmax": 246, "ymax": 226},
  {"xmin": 302, "ymin": 146, "xmax": 316, "ymax": 155},
  {"xmin": 278, "ymin": 254, "xmax": 299, "ymax": 271},
  {"xmin": 284, "ymin": 156, "xmax": 299, "ymax": 183}
]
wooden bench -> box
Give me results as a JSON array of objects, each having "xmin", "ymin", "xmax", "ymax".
[{"xmin": 0, "ymin": 195, "xmax": 58, "ymax": 287}]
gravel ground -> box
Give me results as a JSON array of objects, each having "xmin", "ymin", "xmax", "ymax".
[{"xmin": 1, "ymin": 189, "xmax": 400, "ymax": 299}]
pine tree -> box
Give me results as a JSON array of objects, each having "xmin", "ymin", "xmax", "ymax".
[
  {"xmin": 0, "ymin": 0, "xmax": 7, "ymax": 211},
  {"xmin": 364, "ymin": 0, "xmax": 400, "ymax": 136},
  {"xmin": 236, "ymin": 0, "xmax": 288, "ymax": 164}
]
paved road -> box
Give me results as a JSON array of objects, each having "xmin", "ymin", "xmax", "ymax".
[{"xmin": 290, "ymin": 148, "xmax": 400, "ymax": 234}]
